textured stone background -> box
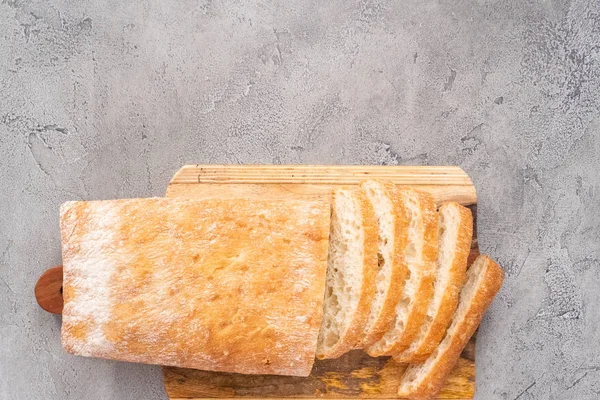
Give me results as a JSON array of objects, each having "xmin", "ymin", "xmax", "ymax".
[{"xmin": 1, "ymin": 0, "xmax": 599, "ymax": 399}]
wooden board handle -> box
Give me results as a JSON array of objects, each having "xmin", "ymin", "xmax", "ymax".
[{"xmin": 35, "ymin": 266, "xmax": 64, "ymax": 314}]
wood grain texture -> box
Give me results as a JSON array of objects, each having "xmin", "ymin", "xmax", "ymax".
[
  {"xmin": 163, "ymin": 165, "xmax": 479, "ymax": 400},
  {"xmin": 34, "ymin": 266, "xmax": 64, "ymax": 314},
  {"xmin": 166, "ymin": 165, "xmax": 477, "ymax": 206}
]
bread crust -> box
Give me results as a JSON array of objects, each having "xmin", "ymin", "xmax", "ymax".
[
  {"xmin": 361, "ymin": 181, "xmax": 410, "ymax": 347},
  {"xmin": 367, "ymin": 188, "xmax": 439, "ymax": 357},
  {"xmin": 394, "ymin": 203, "xmax": 473, "ymax": 362},
  {"xmin": 397, "ymin": 255, "xmax": 504, "ymax": 399},
  {"xmin": 60, "ymin": 197, "xmax": 330, "ymax": 377},
  {"xmin": 318, "ymin": 188, "xmax": 379, "ymax": 358}
]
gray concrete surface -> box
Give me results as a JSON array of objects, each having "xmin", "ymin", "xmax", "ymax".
[{"xmin": 1, "ymin": 0, "xmax": 599, "ymax": 398}]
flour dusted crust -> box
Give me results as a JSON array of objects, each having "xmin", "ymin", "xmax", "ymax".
[{"xmin": 60, "ymin": 197, "xmax": 330, "ymax": 377}]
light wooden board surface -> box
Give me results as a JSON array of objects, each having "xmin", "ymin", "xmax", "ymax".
[
  {"xmin": 166, "ymin": 165, "xmax": 477, "ymax": 205},
  {"xmin": 163, "ymin": 165, "xmax": 479, "ymax": 400}
]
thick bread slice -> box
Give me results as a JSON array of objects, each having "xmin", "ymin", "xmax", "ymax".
[
  {"xmin": 359, "ymin": 180, "xmax": 410, "ymax": 347},
  {"xmin": 397, "ymin": 255, "xmax": 504, "ymax": 399},
  {"xmin": 394, "ymin": 203, "xmax": 473, "ymax": 362},
  {"xmin": 366, "ymin": 188, "xmax": 439, "ymax": 357},
  {"xmin": 316, "ymin": 187, "xmax": 378, "ymax": 359},
  {"xmin": 60, "ymin": 197, "xmax": 330, "ymax": 377}
]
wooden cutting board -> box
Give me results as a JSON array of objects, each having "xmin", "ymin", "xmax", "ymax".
[
  {"xmin": 34, "ymin": 165, "xmax": 480, "ymax": 399},
  {"xmin": 162, "ymin": 165, "xmax": 479, "ymax": 400}
]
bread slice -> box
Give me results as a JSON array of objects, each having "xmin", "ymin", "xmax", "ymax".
[
  {"xmin": 316, "ymin": 187, "xmax": 378, "ymax": 359},
  {"xmin": 393, "ymin": 203, "xmax": 473, "ymax": 362},
  {"xmin": 366, "ymin": 188, "xmax": 439, "ymax": 357},
  {"xmin": 359, "ymin": 180, "xmax": 410, "ymax": 347},
  {"xmin": 397, "ymin": 255, "xmax": 504, "ymax": 399}
]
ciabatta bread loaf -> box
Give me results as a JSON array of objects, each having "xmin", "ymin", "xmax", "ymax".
[
  {"xmin": 316, "ymin": 187, "xmax": 378, "ymax": 359},
  {"xmin": 367, "ymin": 188, "xmax": 439, "ymax": 357},
  {"xmin": 60, "ymin": 197, "xmax": 330, "ymax": 377},
  {"xmin": 397, "ymin": 255, "xmax": 504, "ymax": 399},
  {"xmin": 394, "ymin": 202, "xmax": 473, "ymax": 362},
  {"xmin": 359, "ymin": 180, "xmax": 409, "ymax": 347}
]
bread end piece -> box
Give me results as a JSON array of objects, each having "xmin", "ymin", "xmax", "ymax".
[{"xmin": 397, "ymin": 255, "xmax": 504, "ymax": 399}]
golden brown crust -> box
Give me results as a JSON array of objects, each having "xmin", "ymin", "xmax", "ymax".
[
  {"xmin": 320, "ymin": 188, "xmax": 379, "ymax": 358},
  {"xmin": 395, "ymin": 203, "xmax": 473, "ymax": 362},
  {"xmin": 60, "ymin": 197, "xmax": 330, "ymax": 377},
  {"xmin": 386, "ymin": 188, "xmax": 439, "ymax": 355},
  {"xmin": 361, "ymin": 181, "xmax": 410, "ymax": 347},
  {"xmin": 398, "ymin": 255, "xmax": 504, "ymax": 399}
]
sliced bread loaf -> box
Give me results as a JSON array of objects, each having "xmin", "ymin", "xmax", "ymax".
[
  {"xmin": 366, "ymin": 188, "xmax": 439, "ymax": 357},
  {"xmin": 359, "ymin": 180, "xmax": 410, "ymax": 347},
  {"xmin": 397, "ymin": 255, "xmax": 504, "ymax": 399},
  {"xmin": 393, "ymin": 202, "xmax": 473, "ymax": 362},
  {"xmin": 316, "ymin": 187, "xmax": 378, "ymax": 359},
  {"xmin": 60, "ymin": 197, "xmax": 331, "ymax": 376}
]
